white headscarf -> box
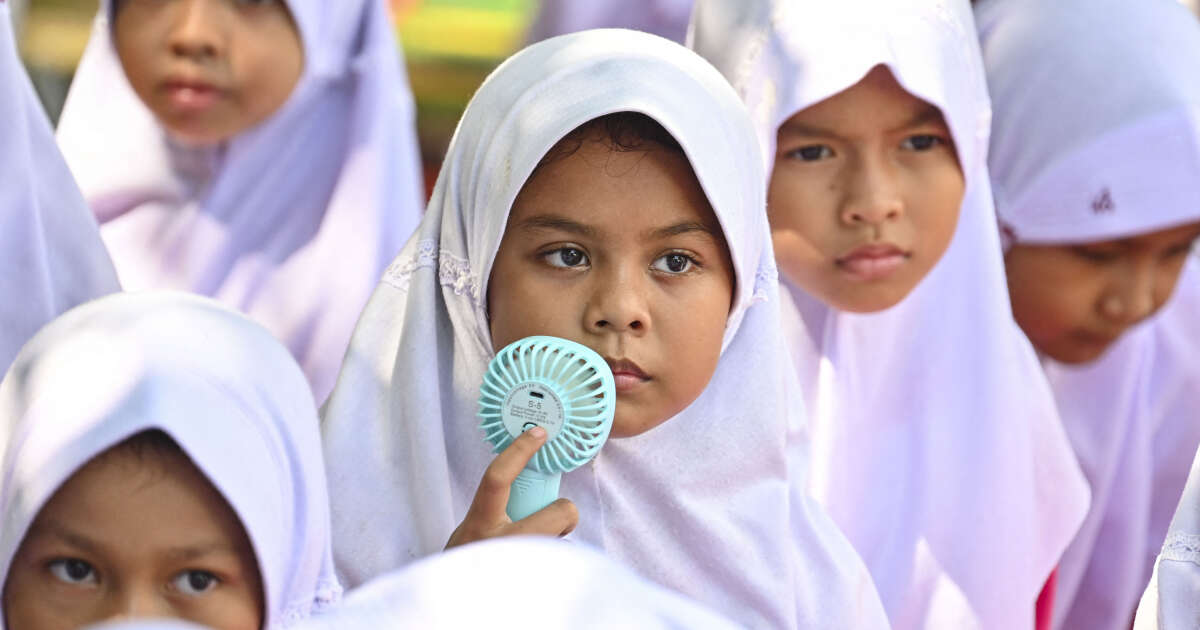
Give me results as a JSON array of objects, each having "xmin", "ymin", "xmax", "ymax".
[
  {"xmin": 320, "ymin": 28, "xmax": 889, "ymax": 629},
  {"xmin": 0, "ymin": 1, "xmax": 118, "ymax": 375},
  {"xmin": 0, "ymin": 292, "xmax": 342, "ymax": 629},
  {"xmin": 689, "ymin": 1, "xmax": 1090, "ymax": 628},
  {"xmin": 55, "ymin": 0, "xmax": 425, "ymax": 403},
  {"xmin": 977, "ymin": 0, "xmax": 1200, "ymax": 627},
  {"xmin": 295, "ymin": 537, "xmax": 741, "ymax": 630},
  {"xmin": 1133, "ymin": 412, "xmax": 1200, "ymax": 630}
]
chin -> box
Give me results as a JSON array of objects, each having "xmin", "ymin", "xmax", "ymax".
[
  {"xmin": 825, "ymin": 281, "xmax": 915, "ymax": 313},
  {"xmin": 1039, "ymin": 339, "xmax": 1115, "ymax": 365},
  {"xmin": 609, "ymin": 409, "xmax": 672, "ymax": 438}
]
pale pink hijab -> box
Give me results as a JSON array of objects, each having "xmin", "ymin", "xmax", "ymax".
[
  {"xmin": 0, "ymin": 0, "xmax": 118, "ymax": 374},
  {"xmin": 978, "ymin": 0, "xmax": 1200, "ymax": 627},
  {"xmin": 56, "ymin": 0, "xmax": 424, "ymax": 403}
]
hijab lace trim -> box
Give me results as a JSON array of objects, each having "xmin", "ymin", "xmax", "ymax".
[
  {"xmin": 1161, "ymin": 533, "xmax": 1200, "ymax": 565},
  {"xmin": 382, "ymin": 239, "xmax": 483, "ymax": 308}
]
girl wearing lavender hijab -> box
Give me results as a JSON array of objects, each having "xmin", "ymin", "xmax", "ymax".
[
  {"xmin": 56, "ymin": 0, "xmax": 425, "ymax": 402},
  {"xmin": 977, "ymin": 0, "xmax": 1200, "ymax": 627}
]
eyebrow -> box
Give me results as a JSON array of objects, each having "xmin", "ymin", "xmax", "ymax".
[
  {"xmin": 36, "ymin": 520, "xmax": 235, "ymax": 562},
  {"xmin": 650, "ymin": 221, "xmax": 721, "ymax": 242},
  {"xmin": 517, "ymin": 214, "xmax": 598, "ymax": 238},
  {"xmin": 778, "ymin": 104, "xmax": 947, "ymax": 139},
  {"xmin": 165, "ymin": 541, "xmax": 238, "ymax": 562},
  {"xmin": 38, "ymin": 522, "xmax": 104, "ymax": 556}
]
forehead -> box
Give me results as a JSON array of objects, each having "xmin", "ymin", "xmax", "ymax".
[
  {"xmin": 30, "ymin": 445, "xmax": 245, "ymax": 547},
  {"xmin": 511, "ymin": 133, "xmax": 723, "ymax": 238},
  {"xmin": 779, "ymin": 66, "xmax": 946, "ymax": 136}
]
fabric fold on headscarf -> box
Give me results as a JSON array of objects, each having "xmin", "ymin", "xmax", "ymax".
[
  {"xmin": 0, "ymin": 292, "xmax": 342, "ymax": 629},
  {"xmin": 689, "ymin": 1, "xmax": 1089, "ymax": 628},
  {"xmin": 56, "ymin": 0, "xmax": 425, "ymax": 403},
  {"xmin": 294, "ymin": 537, "xmax": 741, "ymax": 629},
  {"xmin": 320, "ymin": 28, "xmax": 888, "ymax": 629},
  {"xmin": 977, "ymin": 0, "xmax": 1200, "ymax": 627},
  {"xmin": 0, "ymin": 0, "xmax": 118, "ymax": 375}
]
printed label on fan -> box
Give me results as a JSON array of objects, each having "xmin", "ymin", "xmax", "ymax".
[{"xmin": 502, "ymin": 382, "xmax": 564, "ymax": 439}]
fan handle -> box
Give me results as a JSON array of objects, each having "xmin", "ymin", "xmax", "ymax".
[{"xmin": 508, "ymin": 468, "xmax": 563, "ymax": 521}]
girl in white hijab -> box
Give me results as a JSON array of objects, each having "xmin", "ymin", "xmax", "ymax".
[
  {"xmin": 689, "ymin": 1, "xmax": 1090, "ymax": 628},
  {"xmin": 0, "ymin": 0, "xmax": 118, "ymax": 375},
  {"xmin": 320, "ymin": 28, "xmax": 889, "ymax": 629},
  {"xmin": 976, "ymin": 0, "xmax": 1200, "ymax": 627},
  {"xmin": 55, "ymin": 0, "xmax": 426, "ymax": 403},
  {"xmin": 0, "ymin": 292, "xmax": 341, "ymax": 629}
]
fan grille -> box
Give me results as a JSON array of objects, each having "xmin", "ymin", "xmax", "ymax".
[{"xmin": 478, "ymin": 336, "xmax": 615, "ymax": 474}]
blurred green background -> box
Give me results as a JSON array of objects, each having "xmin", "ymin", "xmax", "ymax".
[{"xmin": 14, "ymin": 0, "xmax": 540, "ymax": 178}]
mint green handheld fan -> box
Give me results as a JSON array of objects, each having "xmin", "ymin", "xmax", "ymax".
[{"xmin": 478, "ymin": 336, "xmax": 616, "ymax": 521}]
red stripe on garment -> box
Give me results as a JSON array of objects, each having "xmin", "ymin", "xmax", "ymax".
[{"xmin": 1036, "ymin": 568, "xmax": 1058, "ymax": 630}]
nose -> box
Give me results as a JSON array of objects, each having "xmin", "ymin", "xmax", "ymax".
[
  {"xmin": 583, "ymin": 265, "xmax": 650, "ymax": 335},
  {"xmin": 102, "ymin": 586, "xmax": 173, "ymax": 621},
  {"xmin": 839, "ymin": 155, "xmax": 904, "ymax": 227},
  {"xmin": 168, "ymin": 0, "xmax": 225, "ymax": 61},
  {"xmin": 1099, "ymin": 264, "xmax": 1158, "ymax": 326}
]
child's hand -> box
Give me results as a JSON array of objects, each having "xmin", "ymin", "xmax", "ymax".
[{"xmin": 445, "ymin": 426, "xmax": 579, "ymax": 549}]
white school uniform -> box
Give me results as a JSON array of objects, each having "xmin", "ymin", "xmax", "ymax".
[
  {"xmin": 55, "ymin": 0, "xmax": 425, "ymax": 403},
  {"xmin": 977, "ymin": 0, "xmax": 1200, "ymax": 627},
  {"xmin": 0, "ymin": 292, "xmax": 341, "ymax": 629},
  {"xmin": 320, "ymin": 28, "xmax": 889, "ymax": 629},
  {"xmin": 0, "ymin": 0, "xmax": 118, "ymax": 374},
  {"xmin": 689, "ymin": 1, "xmax": 1090, "ymax": 628}
]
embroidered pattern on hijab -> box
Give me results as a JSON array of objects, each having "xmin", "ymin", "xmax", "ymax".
[
  {"xmin": 0, "ymin": 0, "xmax": 118, "ymax": 375},
  {"xmin": 689, "ymin": 1, "xmax": 1090, "ymax": 628},
  {"xmin": 55, "ymin": 0, "xmax": 426, "ymax": 403},
  {"xmin": 977, "ymin": 0, "xmax": 1200, "ymax": 627},
  {"xmin": 320, "ymin": 28, "xmax": 889, "ymax": 629},
  {"xmin": 0, "ymin": 292, "xmax": 342, "ymax": 628}
]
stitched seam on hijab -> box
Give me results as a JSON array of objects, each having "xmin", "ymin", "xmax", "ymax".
[
  {"xmin": 280, "ymin": 578, "xmax": 343, "ymax": 627},
  {"xmin": 1162, "ymin": 533, "xmax": 1200, "ymax": 563}
]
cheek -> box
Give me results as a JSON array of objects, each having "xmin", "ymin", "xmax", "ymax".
[
  {"xmin": 907, "ymin": 166, "xmax": 964, "ymax": 261},
  {"xmin": 1006, "ymin": 258, "xmax": 1097, "ymax": 341},
  {"xmin": 236, "ymin": 29, "xmax": 304, "ymax": 121}
]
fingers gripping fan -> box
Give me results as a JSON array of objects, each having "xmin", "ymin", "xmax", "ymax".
[{"xmin": 478, "ymin": 336, "xmax": 615, "ymax": 521}]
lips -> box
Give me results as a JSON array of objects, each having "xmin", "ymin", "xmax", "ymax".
[
  {"xmin": 835, "ymin": 242, "xmax": 911, "ymax": 281},
  {"xmin": 605, "ymin": 358, "xmax": 650, "ymax": 393},
  {"xmin": 161, "ymin": 77, "xmax": 224, "ymax": 113}
]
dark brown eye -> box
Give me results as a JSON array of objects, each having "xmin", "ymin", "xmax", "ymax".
[
  {"xmin": 543, "ymin": 247, "xmax": 589, "ymax": 268},
  {"xmin": 652, "ymin": 253, "xmax": 696, "ymax": 274},
  {"xmin": 48, "ymin": 558, "xmax": 97, "ymax": 585},
  {"xmin": 901, "ymin": 134, "xmax": 942, "ymax": 151}
]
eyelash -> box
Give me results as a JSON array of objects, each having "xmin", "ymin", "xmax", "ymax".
[
  {"xmin": 784, "ymin": 134, "xmax": 946, "ymax": 162},
  {"xmin": 1071, "ymin": 247, "xmax": 1121, "ymax": 264},
  {"xmin": 538, "ymin": 247, "xmax": 702, "ymax": 274}
]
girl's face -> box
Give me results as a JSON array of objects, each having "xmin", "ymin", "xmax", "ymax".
[
  {"xmin": 1006, "ymin": 221, "xmax": 1200, "ymax": 363},
  {"xmin": 114, "ymin": 0, "xmax": 304, "ymax": 144},
  {"xmin": 768, "ymin": 65, "xmax": 964, "ymax": 313},
  {"xmin": 488, "ymin": 130, "xmax": 735, "ymax": 438},
  {"xmin": 2, "ymin": 443, "xmax": 264, "ymax": 630}
]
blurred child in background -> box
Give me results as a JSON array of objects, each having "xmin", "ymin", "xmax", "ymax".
[
  {"xmin": 56, "ymin": 0, "xmax": 426, "ymax": 403},
  {"xmin": 978, "ymin": 0, "xmax": 1200, "ymax": 626},
  {"xmin": 690, "ymin": 0, "xmax": 1088, "ymax": 627}
]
